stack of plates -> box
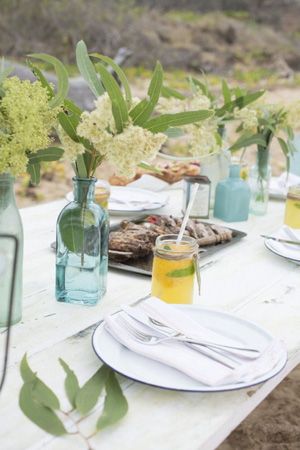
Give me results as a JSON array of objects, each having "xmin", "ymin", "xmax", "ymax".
[{"xmin": 264, "ymin": 226, "xmax": 300, "ymax": 263}]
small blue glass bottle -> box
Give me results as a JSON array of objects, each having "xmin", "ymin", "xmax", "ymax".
[
  {"xmin": 56, "ymin": 177, "xmax": 108, "ymax": 305},
  {"xmin": 213, "ymin": 164, "xmax": 250, "ymax": 222}
]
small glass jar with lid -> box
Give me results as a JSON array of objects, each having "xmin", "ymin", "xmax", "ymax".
[
  {"xmin": 284, "ymin": 185, "xmax": 300, "ymax": 229},
  {"xmin": 151, "ymin": 234, "xmax": 200, "ymax": 304}
]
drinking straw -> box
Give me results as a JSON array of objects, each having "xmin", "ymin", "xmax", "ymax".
[{"xmin": 176, "ymin": 183, "xmax": 199, "ymax": 244}]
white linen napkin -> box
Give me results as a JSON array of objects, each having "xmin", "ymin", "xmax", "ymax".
[
  {"xmin": 109, "ymin": 187, "xmax": 168, "ymax": 211},
  {"xmin": 266, "ymin": 225, "xmax": 300, "ymax": 261},
  {"xmin": 104, "ymin": 297, "xmax": 286, "ymax": 386}
]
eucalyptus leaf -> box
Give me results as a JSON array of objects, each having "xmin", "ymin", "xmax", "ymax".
[
  {"xmin": 229, "ymin": 133, "xmax": 266, "ymax": 152},
  {"xmin": 75, "ymin": 154, "xmax": 88, "ymax": 178},
  {"xmin": 96, "ymin": 370, "xmax": 128, "ymax": 430},
  {"xmin": 64, "ymin": 98, "xmax": 82, "ymax": 116},
  {"xmin": 26, "ymin": 59, "xmax": 54, "ymax": 100},
  {"xmin": 28, "ymin": 53, "xmax": 69, "ymax": 108},
  {"xmin": 20, "ymin": 354, "xmax": 60, "ymax": 410},
  {"xmin": 95, "ymin": 63, "xmax": 128, "ymax": 133},
  {"xmin": 58, "ymin": 112, "xmax": 80, "ymax": 142},
  {"xmin": 216, "ymin": 90, "xmax": 265, "ymax": 117},
  {"xmin": 138, "ymin": 162, "xmax": 162, "ymax": 173},
  {"xmin": 91, "ymin": 53, "xmax": 132, "ymax": 106},
  {"xmin": 76, "ymin": 365, "xmax": 110, "ymax": 415},
  {"xmin": 130, "ymin": 61, "xmax": 163, "ymax": 126},
  {"xmin": 144, "ymin": 110, "xmax": 212, "ymax": 133},
  {"xmin": 59, "ymin": 207, "xmax": 95, "ymax": 253},
  {"xmin": 27, "ymin": 163, "xmax": 41, "ymax": 185},
  {"xmin": 76, "ymin": 40, "xmax": 104, "ymax": 97},
  {"xmin": 164, "ymin": 127, "xmax": 185, "ymax": 138},
  {"xmin": 161, "ymin": 85, "xmax": 185, "ymax": 100},
  {"xmin": 59, "ymin": 358, "xmax": 80, "ymax": 409},
  {"xmin": 222, "ymin": 79, "xmax": 231, "ymax": 104},
  {"xmin": 27, "ymin": 147, "xmax": 64, "ymax": 165},
  {"xmin": 19, "ymin": 382, "xmax": 66, "ymax": 436},
  {"xmin": 166, "ymin": 264, "xmax": 195, "ymax": 278},
  {"xmin": 278, "ymin": 137, "xmax": 290, "ymax": 173}
]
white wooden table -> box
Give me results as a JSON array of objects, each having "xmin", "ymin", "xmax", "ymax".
[{"xmin": 1, "ymin": 191, "xmax": 300, "ymax": 450}]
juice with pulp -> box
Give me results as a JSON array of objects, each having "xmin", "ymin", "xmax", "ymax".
[{"xmin": 284, "ymin": 186, "xmax": 300, "ymax": 229}]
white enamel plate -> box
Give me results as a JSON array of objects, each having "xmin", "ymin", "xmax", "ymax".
[{"xmin": 92, "ymin": 305, "xmax": 287, "ymax": 392}]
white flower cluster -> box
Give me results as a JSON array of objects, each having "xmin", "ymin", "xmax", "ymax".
[
  {"xmin": 158, "ymin": 93, "xmax": 221, "ymax": 158},
  {"xmin": 234, "ymin": 107, "xmax": 258, "ymax": 131},
  {"xmin": 63, "ymin": 93, "xmax": 167, "ymax": 177}
]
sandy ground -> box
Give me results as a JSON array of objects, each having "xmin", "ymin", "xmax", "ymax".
[{"xmin": 15, "ymin": 86, "xmax": 300, "ymax": 449}]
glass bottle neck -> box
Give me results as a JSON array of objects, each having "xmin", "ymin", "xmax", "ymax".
[
  {"xmin": 0, "ymin": 173, "xmax": 16, "ymax": 209},
  {"xmin": 73, "ymin": 177, "xmax": 96, "ymax": 204},
  {"xmin": 229, "ymin": 164, "xmax": 240, "ymax": 179}
]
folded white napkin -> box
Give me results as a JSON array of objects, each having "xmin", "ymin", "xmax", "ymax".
[
  {"xmin": 104, "ymin": 297, "xmax": 286, "ymax": 386},
  {"xmin": 266, "ymin": 225, "xmax": 300, "ymax": 262},
  {"xmin": 109, "ymin": 187, "xmax": 168, "ymax": 211},
  {"xmin": 270, "ymin": 172, "xmax": 300, "ymax": 197}
]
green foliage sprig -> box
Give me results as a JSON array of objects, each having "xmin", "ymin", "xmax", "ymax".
[{"xmin": 19, "ymin": 354, "xmax": 128, "ymax": 449}]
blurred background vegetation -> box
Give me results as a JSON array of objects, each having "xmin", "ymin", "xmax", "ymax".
[{"xmin": 1, "ymin": 0, "xmax": 300, "ymax": 204}]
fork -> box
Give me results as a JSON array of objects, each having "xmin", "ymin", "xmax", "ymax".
[{"xmin": 117, "ymin": 316, "xmax": 241, "ymax": 369}]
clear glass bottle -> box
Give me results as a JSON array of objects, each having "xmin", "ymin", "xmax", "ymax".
[
  {"xmin": 0, "ymin": 174, "xmax": 23, "ymax": 326},
  {"xmin": 151, "ymin": 234, "xmax": 200, "ymax": 304},
  {"xmin": 56, "ymin": 177, "xmax": 108, "ymax": 305},
  {"xmin": 249, "ymin": 148, "xmax": 271, "ymax": 216}
]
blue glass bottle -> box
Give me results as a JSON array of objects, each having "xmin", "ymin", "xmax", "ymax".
[
  {"xmin": 56, "ymin": 177, "xmax": 108, "ymax": 305},
  {"xmin": 213, "ymin": 164, "xmax": 250, "ymax": 222}
]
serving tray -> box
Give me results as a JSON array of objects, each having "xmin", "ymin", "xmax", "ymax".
[{"xmin": 108, "ymin": 216, "xmax": 247, "ymax": 276}]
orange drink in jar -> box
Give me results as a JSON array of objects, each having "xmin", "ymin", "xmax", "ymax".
[
  {"xmin": 284, "ymin": 186, "xmax": 300, "ymax": 229},
  {"xmin": 151, "ymin": 234, "xmax": 199, "ymax": 304}
]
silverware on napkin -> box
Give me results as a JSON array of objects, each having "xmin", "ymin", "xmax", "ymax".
[{"xmin": 261, "ymin": 234, "xmax": 300, "ymax": 246}]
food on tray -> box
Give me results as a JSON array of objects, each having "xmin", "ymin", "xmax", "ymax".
[
  {"xmin": 109, "ymin": 162, "xmax": 200, "ymax": 186},
  {"xmin": 109, "ymin": 215, "xmax": 232, "ymax": 262}
]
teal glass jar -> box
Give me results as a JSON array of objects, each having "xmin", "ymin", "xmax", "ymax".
[
  {"xmin": 0, "ymin": 174, "xmax": 23, "ymax": 326},
  {"xmin": 249, "ymin": 148, "xmax": 271, "ymax": 216},
  {"xmin": 213, "ymin": 164, "xmax": 250, "ymax": 222},
  {"xmin": 56, "ymin": 177, "xmax": 109, "ymax": 305}
]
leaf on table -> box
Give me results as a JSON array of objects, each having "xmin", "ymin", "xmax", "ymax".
[
  {"xmin": 59, "ymin": 358, "xmax": 80, "ymax": 409},
  {"xmin": 76, "ymin": 365, "xmax": 109, "ymax": 415},
  {"xmin": 20, "ymin": 354, "xmax": 60, "ymax": 410},
  {"xmin": 138, "ymin": 161, "xmax": 162, "ymax": 174},
  {"xmin": 96, "ymin": 370, "xmax": 128, "ymax": 430},
  {"xmin": 19, "ymin": 381, "xmax": 66, "ymax": 436}
]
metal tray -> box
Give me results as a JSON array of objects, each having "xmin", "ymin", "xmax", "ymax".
[{"xmin": 108, "ymin": 216, "xmax": 247, "ymax": 276}]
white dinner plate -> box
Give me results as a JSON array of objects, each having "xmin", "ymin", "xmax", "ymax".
[
  {"xmin": 66, "ymin": 186, "xmax": 169, "ymax": 215},
  {"xmin": 92, "ymin": 305, "xmax": 287, "ymax": 392},
  {"xmin": 264, "ymin": 226, "xmax": 300, "ymax": 263}
]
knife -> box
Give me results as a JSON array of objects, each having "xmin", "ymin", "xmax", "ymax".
[{"xmin": 262, "ymin": 235, "xmax": 300, "ymax": 246}]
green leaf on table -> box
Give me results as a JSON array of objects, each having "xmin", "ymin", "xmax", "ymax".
[
  {"xmin": 166, "ymin": 264, "xmax": 195, "ymax": 278},
  {"xmin": 28, "ymin": 53, "xmax": 69, "ymax": 107},
  {"xmin": 229, "ymin": 133, "xmax": 266, "ymax": 152},
  {"xmin": 95, "ymin": 63, "xmax": 128, "ymax": 133},
  {"xmin": 96, "ymin": 370, "xmax": 128, "ymax": 430},
  {"xmin": 27, "ymin": 163, "xmax": 41, "ymax": 185},
  {"xmin": 76, "ymin": 365, "xmax": 110, "ymax": 415},
  {"xmin": 76, "ymin": 40, "xmax": 104, "ymax": 98},
  {"xmin": 59, "ymin": 358, "xmax": 80, "ymax": 409},
  {"xmin": 161, "ymin": 85, "xmax": 185, "ymax": 100},
  {"xmin": 278, "ymin": 137, "xmax": 290, "ymax": 173},
  {"xmin": 20, "ymin": 354, "xmax": 60, "ymax": 410},
  {"xmin": 222, "ymin": 79, "xmax": 231, "ymax": 104},
  {"xmin": 27, "ymin": 147, "xmax": 64, "ymax": 165},
  {"xmin": 19, "ymin": 382, "xmax": 66, "ymax": 436},
  {"xmin": 144, "ymin": 109, "xmax": 212, "ymax": 133},
  {"xmin": 91, "ymin": 53, "xmax": 132, "ymax": 107},
  {"xmin": 26, "ymin": 59, "xmax": 54, "ymax": 100},
  {"xmin": 58, "ymin": 111, "xmax": 80, "ymax": 142},
  {"xmin": 129, "ymin": 61, "xmax": 163, "ymax": 126}
]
